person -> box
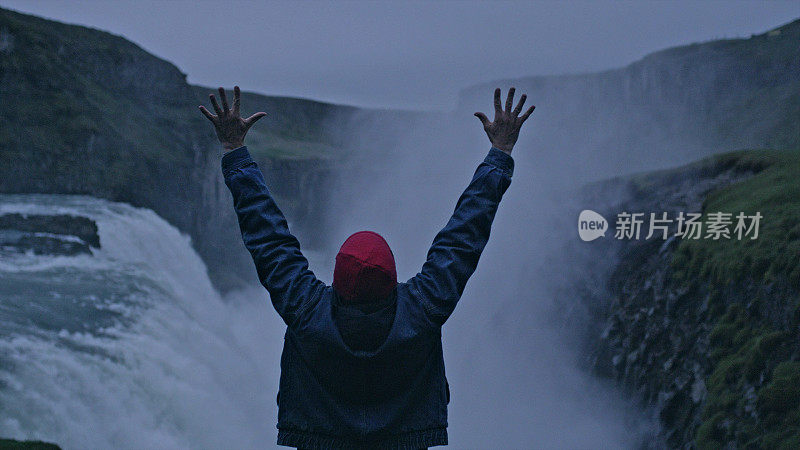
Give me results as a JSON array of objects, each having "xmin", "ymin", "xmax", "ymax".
[{"xmin": 199, "ymin": 86, "xmax": 534, "ymax": 449}]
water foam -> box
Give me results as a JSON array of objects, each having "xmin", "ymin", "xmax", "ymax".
[{"xmin": 0, "ymin": 194, "xmax": 285, "ymax": 449}]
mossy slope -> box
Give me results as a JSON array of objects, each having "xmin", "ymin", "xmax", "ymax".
[
  {"xmin": 674, "ymin": 150, "xmax": 800, "ymax": 448},
  {"xmin": 592, "ymin": 148, "xmax": 800, "ymax": 448}
]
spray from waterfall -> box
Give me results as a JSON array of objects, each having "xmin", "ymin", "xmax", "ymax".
[
  {"xmin": 320, "ymin": 100, "xmax": 658, "ymax": 447},
  {"xmin": 0, "ymin": 194, "xmax": 289, "ymax": 449}
]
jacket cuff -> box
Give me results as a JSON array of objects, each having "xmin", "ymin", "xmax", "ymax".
[
  {"xmin": 485, "ymin": 147, "xmax": 514, "ymax": 178},
  {"xmin": 221, "ymin": 146, "xmax": 254, "ymax": 177}
]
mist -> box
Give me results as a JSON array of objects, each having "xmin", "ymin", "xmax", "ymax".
[
  {"xmin": 304, "ymin": 44, "xmax": 772, "ymax": 441},
  {"xmin": 1, "ymin": 2, "xmax": 796, "ymax": 448},
  {"xmin": 1, "ymin": 0, "xmax": 798, "ymax": 109},
  {"xmin": 295, "ymin": 90, "xmax": 661, "ymax": 447}
]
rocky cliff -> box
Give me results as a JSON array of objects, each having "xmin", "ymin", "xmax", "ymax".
[
  {"xmin": 0, "ymin": 7, "xmax": 379, "ymax": 291},
  {"xmin": 0, "ymin": 438, "xmax": 60, "ymax": 449},
  {"xmin": 574, "ymin": 149, "xmax": 800, "ymax": 448},
  {"xmin": 3, "ymin": 8, "xmax": 800, "ymax": 446},
  {"xmin": 455, "ymin": 18, "xmax": 800, "ymax": 447},
  {"xmin": 458, "ymin": 19, "xmax": 800, "ymax": 173}
]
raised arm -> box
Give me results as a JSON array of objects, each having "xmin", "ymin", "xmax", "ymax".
[
  {"xmin": 200, "ymin": 87, "xmax": 324, "ymax": 326},
  {"xmin": 408, "ymin": 88, "xmax": 534, "ymax": 326}
]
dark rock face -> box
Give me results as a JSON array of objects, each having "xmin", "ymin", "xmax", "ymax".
[
  {"xmin": 458, "ymin": 19, "xmax": 800, "ymax": 173},
  {"xmin": 579, "ymin": 154, "xmax": 800, "ymax": 448},
  {"xmin": 0, "ymin": 213, "xmax": 99, "ymax": 256},
  {"xmin": 0, "ymin": 7, "xmax": 230, "ymax": 280},
  {"xmin": 257, "ymin": 157, "xmax": 336, "ymax": 249},
  {"xmin": 5, "ymin": 7, "xmax": 797, "ymax": 297},
  {"xmin": 0, "ymin": 438, "xmax": 61, "ymax": 449},
  {"xmin": 586, "ymin": 165, "xmax": 755, "ymax": 447},
  {"xmin": 594, "ymin": 232, "xmax": 712, "ymax": 448},
  {"xmin": 0, "ymin": 213, "xmax": 99, "ymax": 247},
  {"xmin": 0, "ymin": 8, "xmax": 349, "ymax": 292}
]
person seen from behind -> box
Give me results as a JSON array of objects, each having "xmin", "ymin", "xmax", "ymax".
[{"xmin": 199, "ymin": 86, "xmax": 534, "ymax": 449}]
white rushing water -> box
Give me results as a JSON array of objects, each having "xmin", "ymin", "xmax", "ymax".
[
  {"xmin": 0, "ymin": 186, "xmax": 653, "ymax": 448},
  {"xmin": 0, "ymin": 194, "xmax": 288, "ymax": 449}
]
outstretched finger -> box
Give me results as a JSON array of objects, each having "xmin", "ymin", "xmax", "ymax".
[
  {"xmin": 494, "ymin": 88, "xmax": 502, "ymax": 116},
  {"xmin": 244, "ymin": 112, "xmax": 267, "ymax": 128},
  {"xmin": 474, "ymin": 112, "xmax": 490, "ymax": 128},
  {"xmin": 505, "ymin": 87, "xmax": 515, "ymax": 113},
  {"xmin": 218, "ymin": 87, "xmax": 230, "ymax": 113},
  {"xmin": 519, "ymin": 105, "xmax": 536, "ymax": 123},
  {"xmin": 512, "ymin": 94, "xmax": 527, "ymax": 116},
  {"xmin": 198, "ymin": 105, "xmax": 216, "ymax": 122},
  {"xmin": 209, "ymin": 94, "xmax": 222, "ymax": 115},
  {"xmin": 233, "ymin": 86, "xmax": 241, "ymax": 116}
]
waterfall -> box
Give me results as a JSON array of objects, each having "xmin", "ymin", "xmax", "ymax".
[{"xmin": 0, "ymin": 194, "xmax": 287, "ymax": 449}]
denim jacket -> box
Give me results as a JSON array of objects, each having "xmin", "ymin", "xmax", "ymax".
[{"xmin": 222, "ymin": 146, "xmax": 513, "ymax": 449}]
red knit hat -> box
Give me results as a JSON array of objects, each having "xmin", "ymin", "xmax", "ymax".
[{"xmin": 333, "ymin": 231, "xmax": 397, "ymax": 303}]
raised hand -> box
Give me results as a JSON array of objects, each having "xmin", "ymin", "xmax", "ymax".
[
  {"xmin": 474, "ymin": 87, "xmax": 535, "ymax": 155},
  {"xmin": 199, "ymin": 86, "xmax": 267, "ymax": 152}
]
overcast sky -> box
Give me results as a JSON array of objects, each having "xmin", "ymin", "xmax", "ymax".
[{"xmin": 2, "ymin": 1, "xmax": 798, "ymax": 110}]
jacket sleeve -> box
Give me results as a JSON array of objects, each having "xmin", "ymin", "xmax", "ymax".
[
  {"xmin": 407, "ymin": 147, "xmax": 514, "ymax": 326},
  {"xmin": 221, "ymin": 146, "xmax": 324, "ymax": 326}
]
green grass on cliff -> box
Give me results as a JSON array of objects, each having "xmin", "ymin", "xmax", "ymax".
[
  {"xmin": 697, "ymin": 303, "xmax": 797, "ymax": 448},
  {"xmin": 757, "ymin": 361, "xmax": 800, "ymax": 448},
  {"xmin": 245, "ymin": 129, "xmax": 340, "ymax": 160},
  {"xmin": 0, "ymin": 7, "xmax": 214, "ymax": 219},
  {"xmin": 671, "ymin": 149, "xmax": 800, "ymax": 289},
  {"xmin": 660, "ymin": 148, "xmax": 800, "ymax": 448},
  {"xmin": 191, "ymin": 85, "xmax": 363, "ymax": 161}
]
